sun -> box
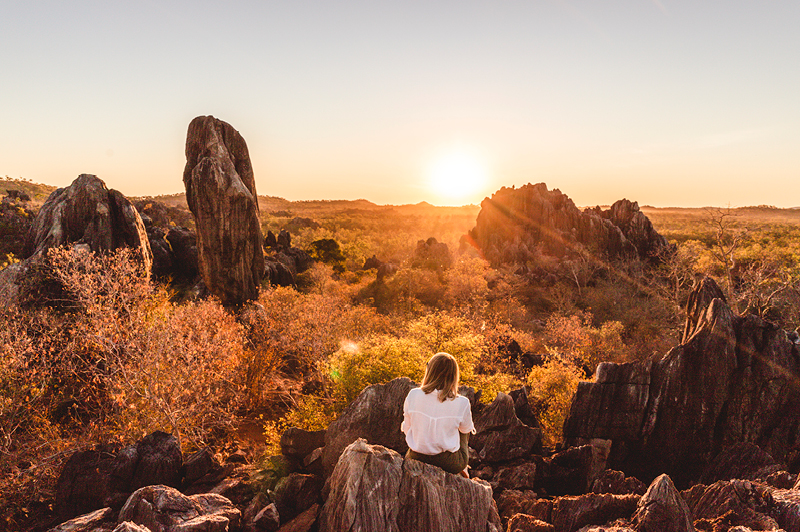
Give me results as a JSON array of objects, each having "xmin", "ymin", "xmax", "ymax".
[{"xmin": 426, "ymin": 149, "xmax": 489, "ymax": 205}]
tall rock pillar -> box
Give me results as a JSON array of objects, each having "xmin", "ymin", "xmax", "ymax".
[{"xmin": 183, "ymin": 115, "xmax": 264, "ymax": 306}]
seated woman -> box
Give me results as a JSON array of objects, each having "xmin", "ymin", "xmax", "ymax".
[{"xmin": 401, "ymin": 352, "xmax": 475, "ymax": 477}]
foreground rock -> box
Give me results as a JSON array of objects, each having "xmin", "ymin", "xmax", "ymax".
[
  {"xmin": 183, "ymin": 115, "xmax": 264, "ymax": 305},
  {"xmin": 467, "ymin": 183, "xmax": 670, "ymax": 266},
  {"xmin": 55, "ymin": 431, "xmax": 182, "ymax": 520},
  {"xmin": 119, "ymin": 484, "xmax": 240, "ymax": 532},
  {"xmin": 26, "ymin": 174, "xmax": 152, "ymax": 271},
  {"xmin": 321, "ymin": 377, "xmax": 416, "ymax": 476},
  {"xmin": 631, "ymin": 474, "xmax": 693, "ymax": 532},
  {"xmin": 471, "ymin": 392, "xmax": 542, "ymax": 463},
  {"xmin": 564, "ymin": 276, "xmax": 800, "ymax": 487},
  {"xmin": 319, "ymin": 439, "xmax": 501, "ymax": 532}
]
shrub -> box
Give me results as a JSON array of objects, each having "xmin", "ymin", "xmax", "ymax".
[{"xmin": 527, "ymin": 356, "xmax": 585, "ymax": 447}]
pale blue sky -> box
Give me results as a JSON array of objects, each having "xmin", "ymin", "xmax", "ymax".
[{"xmin": 2, "ymin": 1, "xmax": 798, "ymax": 206}]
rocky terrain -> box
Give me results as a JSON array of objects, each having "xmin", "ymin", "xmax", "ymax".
[
  {"xmin": 5, "ymin": 117, "xmax": 800, "ymax": 532},
  {"xmin": 467, "ymin": 183, "xmax": 672, "ymax": 266}
]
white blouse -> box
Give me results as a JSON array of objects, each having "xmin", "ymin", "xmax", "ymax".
[{"xmin": 401, "ymin": 387, "xmax": 475, "ymax": 454}]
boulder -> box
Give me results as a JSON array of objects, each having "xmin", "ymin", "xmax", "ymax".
[
  {"xmin": 508, "ymin": 387, "xmax": 540, "ymax": 429},
  {"xmin": 54, "ymin": 445, "xmax": 121, "ymax": 520},
  {"xmin": 114, "ymin": 431, "xmax": 183, "ymax": 494},
  {"xmin": 769, "ymin": 487, "xmax": 800, "ymax": 532},
  {"xmin": 318, "ymin": 439, "xmax": 501, "ymax": 532},
  {"xmin": 276, "ymin": 503, "xmax": 319, "ymax": 532},
  {"xmin": 495, "ymin": 490, "xmax": 551, "ymax": 522},
  {"xmin": 55, "ymin": 431, "xmax": 182, "ymax": 520},
  {"xmin": 26, "ymin": 174, "xmax": 152, "ymax": 272},
  {"xmin": 471, "ymin": 392, "xmax": 542, "ymax": 463},
  {"xmin": 182, "ymin": 447, "xmax": 222, "ymax": 488},
  {"xmin": 764, "ymin": 470, "xmax": 796, "ymax": 490},
  {"xmin": 687, "ymin": 479, "xmax": 780, "ymax": 532},
  {"xmin": 564, "ymin": 276, "xmax": 800, "ymax": 488},
  {"xmin": 538, "ymin": 444, "xmax": 607, "ymax": 497},
  {"xmin": 273, "ymin": 473, "xmax": 323, "ymax": 524},
  {"xmin": 550, "ymin": 493, "xmax": 640, "ymax": 532},
  {"xmin": 592, "ymin": 470, "xmax": 647, "ymax": 496},
  {"xmin": 280, "ymin": 427, "xmax": 326, "ymax": 464},
  {"xmin": 249, "ymin": 503, "xmax": 280, "ymax": 532},
  {"xmin": 48, "ymin": 507, "xmax": 114, "ymax": 532},
  {"xmin": 321, "ymin": 377, "xmax": 416, "ymax": 476},
  {"xmin": 165, "ymin": 227, "xmax": 200, "ymax": 280},
  {"xmin": 506, "ymin": 515, "xmax": 555, "ymax": 532},
  {"xmin": 700, "ymin": 442, "xmax": 782, "ymax": 485},
  {"xmin": 182, "ymin": 115, "xmax": 264, "ymax": 306},
  {"xmin": 118, "ymin": 484, "xmax": 240, "ymax": 532},
  {"xmin": 467, "ymin": 183, "xmax": 670, "ymax": 266},
  {"xmin": 630, "ymin": 474, "xmax": 693, "ymax": 532},
  {"xmin": 209, "ymin": 477, "xmax": 256, "ymax": 507}
]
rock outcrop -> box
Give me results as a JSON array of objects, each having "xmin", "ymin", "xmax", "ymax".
[
  {"xmin": 564, "ymin": 276, "xmax": 800, "ymax": 487},
  {"xmin": 26, "ymin": 173, "xmax": 152, "ymax": 271},
  {"xmin": 118, "ymin": 484, "xmax": 240, "ymax": 532},
  {"xmin": 321, "ymin": 377, "xmax": 417, "ymax": 476},
  {"xmin": 467, "ymin": 183, "xmax": 670, "ymax": 266},
  {"xmin": 471, "ymin": 392, "xmax": 542, "ymax": 462},
  {"xmin": 630, "ymin": 474, "xmax": 693, "ymax": 532},
  {"xmin": 318, "ymin": 439, "xmax": 502, "ymax": 532},
  {"xmin": 183, "ymin": 115, "xmax": 264, "ymax": 305},
  {"xmin": 55, "ymin": 431, "xmax": 183, "ymax": 520}
]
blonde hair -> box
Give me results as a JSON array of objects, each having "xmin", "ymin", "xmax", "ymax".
[{"xmin": 421, "ymin": 352, "xmax": 460, "ymax": 402}]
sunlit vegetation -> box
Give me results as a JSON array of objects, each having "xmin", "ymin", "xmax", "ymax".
[{"xmin": 2, "ymin": 183, "xmax": 800, "ymax": 528}]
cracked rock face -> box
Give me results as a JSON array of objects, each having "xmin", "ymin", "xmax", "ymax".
[
  {"xmin": 564, "ymin": 276, "xmax": 800, "ymax": 488},
  {"xmin": 319, "ymin": 439, "xmax": 501, "ymax": 532},
  {"xmin": 182, "ymin": 115, "xmax": 264, "ymax": 306},
  {"xmin": 26, "ymin": 173, "xmax": 152, "ymax": 272},
  {"xmin": 467, "ymin": 183, "xmax": 670, "ymax": 266}
]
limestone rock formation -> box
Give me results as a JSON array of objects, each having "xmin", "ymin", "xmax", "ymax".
[
  {"xmin": 49, "ymin": 507, "xmax": 114, "ymax": 532},
  {"xmin": 684, "ymin": 479, "xmax": 781, "ymax": 532},
  {"xmin": 321, "ymin": 377, "xmax": 416, "ymax": 476},
  {"xmin": 467, "ymin": 183, "xmax": 670, "ymax": 266},
  {"xmin": 471, "ymin": 392, "xmax": 542, "ymax": 462},
  {"xmin": 55, "ymin": 431, "xmax": 182, "ymax": 520},
  {"xmin": 26, "ymin": 173, "xmax": 152, "ymax": 271},
  {"xmin": 630, "ymin": 474, "xmax": 693, "ymax": 532},
  {"xmin": 118, "ymin": 484, "xmax": 240, "ymax": 532},
  {"xmin": 318, "ymin": 439, "xmax": 502, "ymax": 532},
  {"xmin": 183, "ymin": 115, "xmax": 264, "ymax": 305},
  {"xmin": 549, "ymin": 492, "xmax": 640, "ymax": 532},
  {"xmin": 412, "ymin": 237, "xmax": 453, "ymax": 271},
  {"xmin": 564, "ymin": 276, "xmax": 800, "ymax": 487}
]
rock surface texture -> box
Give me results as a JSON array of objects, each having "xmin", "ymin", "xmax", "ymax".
[
  {"xmin": 321, "ymin": 377, "xmax": 417, "ymax": 476},
  {"xmin": 183, "ymin": 115, "xmax": 264, "ymax": 305},
  {"xmin": 318, "ymin": 439, "xmax": 502, "ymax": 532},
  {"xmin": 564, "ymin": 276, "xmax": 800, "ymax": 487},
  {"xmin": 26, "ymin": 173, "xmax": 152, "ymax": 270},
  {"xmin": 467, "ymin": 183, "xmax": 670, "ymax": 266},
  {"xmin": 55, "ymin": 431, "xmax": 183, "ymax": 520},
  {"xmin": 118, "ymin": 484, "xmax": 240, "ymax": 532},
  {"xmin": 631, "ymin": 474, "xmax": 694, "ymax": 532}
]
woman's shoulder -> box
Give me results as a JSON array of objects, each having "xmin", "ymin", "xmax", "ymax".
[
  {"xmin": 453, "ymin": 394, "xmax": 471, "ymax": 408},
  {"xmin": 406, "ymin": 387, "xmax": 425, "ymax": 400}
]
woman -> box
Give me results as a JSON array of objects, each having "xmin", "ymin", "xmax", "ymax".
[{"xmin": 401, "ymin": 352, "xmax": 475, "ymax": 477}]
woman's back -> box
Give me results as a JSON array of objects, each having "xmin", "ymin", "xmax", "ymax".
[{"xmin": 402, "ymin": 387, "xmax": 474, "ymax": 455}]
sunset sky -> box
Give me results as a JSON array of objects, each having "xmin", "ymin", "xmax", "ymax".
[{"xmin": 2, "ymin": 1, "xmax": 798, "ymax": 207}]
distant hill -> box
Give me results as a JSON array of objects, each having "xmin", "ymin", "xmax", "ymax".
[{"xmin": 0, "ymin": 177, "xmax": 58, "ymax": 206}]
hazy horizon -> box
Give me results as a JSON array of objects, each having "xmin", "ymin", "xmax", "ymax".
[{"xmin": 2, "ymin": 1, "xmax": 798, "ymax": 208}]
